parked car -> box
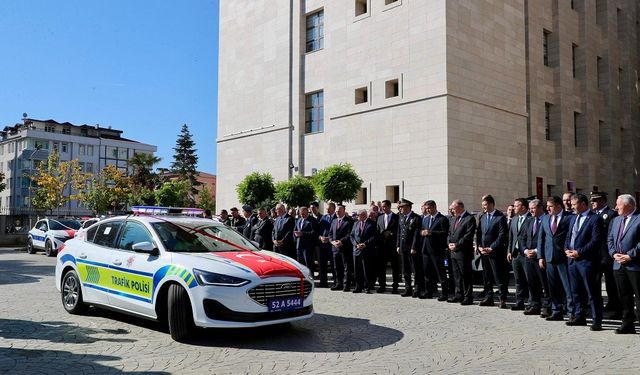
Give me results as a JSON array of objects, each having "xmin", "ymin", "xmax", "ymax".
[
  {"xmin": 27, "ymin": 218, "xmax": 81, "ymax": 256},
  {"xmin": 75, "ymin": 218, "xmax": 101, "ymax": 239},
  {"xmin": 55, "ymin": 209, "xmax": 314, "ymax": 341}
]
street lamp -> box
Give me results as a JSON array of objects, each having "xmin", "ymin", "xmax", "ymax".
[{"xmin": 26, "ymin": 145, "xmax": 42, "ymax": 228}]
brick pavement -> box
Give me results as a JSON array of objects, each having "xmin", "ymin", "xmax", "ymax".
[{"xmin": 0, "ymin": 248, "xmax": 638, "ymax": 374}]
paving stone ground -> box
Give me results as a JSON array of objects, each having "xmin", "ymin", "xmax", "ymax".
[{"xmin": 0, "ymin": 248, "xmax": 638, "ymax": 374}]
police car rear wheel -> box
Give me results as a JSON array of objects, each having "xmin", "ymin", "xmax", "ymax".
[
  {"xmin": 45, "ymin": 240, "xmax": 57, "ymax": 257},
  {"xmin": 27, "ymin": 239, "xmax": 36, "ymax": 254},
  {"xmin": 62, "ymin": 270, "xmax": 87, "ymax": 314},
  {"xmin": 167, "ymin": 284, "xmax": 194, "ymax": 342}
]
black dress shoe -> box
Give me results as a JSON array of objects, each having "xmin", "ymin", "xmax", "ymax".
[
  {"xmin": 401, "ymin": 289, "xmax": 413, "ymax": 297},
  {"xmin": 352, "ymin": 288, "xmax": 363, "ymax": 293},
  {"xmin": 523, "ymin": 307, "xmax": 541, "ymax": 316},
  {"xmin": 437, "ymin": 296, "xmax": 448, "ymax": 302},
  {"xmin": 615, "ymin": 326, "xmax": 637, "ymax": 334},
  {"xmin": 566, "ymin": 317, "xmax": 587, "ymax": 326},
  {"xmin": 479, "ymin": 298, "xmax": 495, "ymax": 307},
  {"xmin": 546, "ymin": 313, "xmax": 564, "ymax": 321},
  {"xmin": 412, "ymin": 290, "xmax": 419, "ymax": 298},
  {"xmin": 539, "ymin": 308, "xmax": 552, "ymax": 318},
  {"xmin": 447, "ymin": 297, "xmax": 462, "ymax": 303},
  {"xmin": 460, "ymin": 299, "xmax": 474, "ymax": 306},
  {"xmin": 330, "ymin": 284, "xmax": 344, "ymax": 291},
  {"xmin": 590, "ymin": 324, "xmax": 603, "ymax": 331},
  {"xmin": 342, "ymin": 287, "xmax": 351, "ymax": 292},
  {"xmin": 511, "ymin": 303, "xmax": 526, "ymax": 311}
]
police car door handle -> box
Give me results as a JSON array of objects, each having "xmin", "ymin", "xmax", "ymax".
[
  {"xmin": 78, "ymin": 253, "xmax": 87, "ymax": 259},
  {"xmin": 113, "ymin": 260, "xmax": 122, "ymax": 266}
]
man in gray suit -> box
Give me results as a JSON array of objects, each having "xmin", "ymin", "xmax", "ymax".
[
  {"xmin": 608, "ymin": 194, "xmax": 640, "ymax": 334},
  {"xmin": 507, "ymin": 197, "xmax": 531, "ymax": 311}
]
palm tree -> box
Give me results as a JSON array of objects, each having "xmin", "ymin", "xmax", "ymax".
[{"xmin": 129, "ymin": 152, "xmax": 161, "ymax": 190}]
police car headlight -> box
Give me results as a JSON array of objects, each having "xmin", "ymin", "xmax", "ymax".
[{"xmin": 193, "ymin": 269, "xmax": 250, "ymax": 287}]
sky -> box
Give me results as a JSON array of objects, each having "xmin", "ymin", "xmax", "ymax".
[{"xmin": 0, "ymin": 0, "xmax": 219, "ymax": 173}]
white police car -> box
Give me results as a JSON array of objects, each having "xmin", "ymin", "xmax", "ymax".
[
  {"xmin": 27, "ymin": 218, "xmax": 81, "ymax": 256},
  {"xmin": 55, "ymin": 207, "xmax": 314, "ymax": 341}
]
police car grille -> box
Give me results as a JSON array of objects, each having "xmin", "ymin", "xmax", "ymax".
[{"xmin": 248, "ymin": 281, "xmax": 312, "ymax": 306}]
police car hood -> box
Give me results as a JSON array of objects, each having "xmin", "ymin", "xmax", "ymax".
[{"xmin": 185, "ymin": 250, "xmax": 305, "ymax": 279}]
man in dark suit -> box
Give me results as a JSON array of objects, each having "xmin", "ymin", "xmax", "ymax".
[
  {"xmin": 241, "ymin": 205, "xmax": 258, "ymax": 239},
  {"xmin": 317, "ymin": 202, "xmax": 336, "ymax": 288},
  {"xmin": 350, "ymin": 209, "xmax": 378, "ymax": 293},
  {"xmin": 396, "ymin": 198, "xmax": 423, "ymax": 297},
  {"xmin": 591, "ymin": 191, "xmax": 621, "ymax": 318},
  {"xmin": 448, "ymin": 200, "xmax": 477, "ymax": 305},
  {"xmin": 420, "ymin": 200, "xmax": 450, "ymax": 301},
  {"xmin": 476, "ymin": 195, "xmax": 509, "ymax": 308},
  {"xmin": 272, "ymin": 203, "xmax": 296, "ymax": 259},
  {"xmin": 230, "ymin": 207, "xmax": 246, "ymax": 232},
  {"xmin": 219, "ymin": 209, "xmax": 231, "ymax": 226},
  {"xmin": 252, "ymin": 207, "xmax": 273, "ymax": 250},
  {"xmin": 507, "ymin": 198, "xmax": 531, "ymax": 310},
  {"xmin": 294, "ymin": 206, "xmax": 318, "ymax": 274},
  {"xmin": 564, "ymin": 193, "xmax": 604, "ymax": 330},
  {"xmin": 608, "ymin": 194, "xmax": 640, "ymax": 334},
  {"xmin": 537, "ymin": 196, "xmax": 576, "ymax": 321},
  {"xmin": 376, "ymin": 199, "xmax": 401, "ymax": 294},
  {"xmin": 522, "ymin": 199, "xmax": 551, "ymax": 317},
  {"xmin": 330, "ymin": 204, "xmax": 354, "ymax": 291}
]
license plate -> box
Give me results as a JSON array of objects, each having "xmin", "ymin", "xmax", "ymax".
[{"xmin": 268, "ymin": 296, "xmax": 303, "ymax": 312}]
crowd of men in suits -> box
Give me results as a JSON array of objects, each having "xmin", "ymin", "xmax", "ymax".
[{"xmin": 218, "ymin": 191, "xmax": 640, "ymax": 334}]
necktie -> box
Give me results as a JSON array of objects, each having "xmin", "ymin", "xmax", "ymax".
[
  {"xmin": 570, "ymin": 216, "xmax": 581, "ymax": 249},
  {"xmin": 551, "ymin": 215, "xmax": 558, "ymax": 234},
  {"xmin": 533, "ymin": 218, "xmax": 539, "ymax": 236},
  {"xmin": 517, "ymin": 216, "xmax": 524, "ymax": 231},
  {"xmin": 360, "ymin": 221, "xmax": 364, "ymax": 232},
  {"xmin": 384, "ymin": 214, "xmax": 389, "ymax": 229},
  {"xmin": 428, "ymin": 215, "xmax": 433, "ymax": 229},
  {"xmin": 616, "ymin": 216, "xmax": 628, "ymax": 250},
  {"xmin": 454, "ymin": 215, "xmax": 462, "ymax": 230},
  {"xmin": 487, "ymin": 213, "xmax": 491, "ymax": 227},
  {"xmin": 337, "ymin": 218, "xmax": 342, "ymax": 230}
]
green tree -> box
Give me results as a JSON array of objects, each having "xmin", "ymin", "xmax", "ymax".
[
  {"xmin": 128, "ymin": 187, "xmax": 156, "ymax": 206},
  {"xmin": 274, "ymin": 175, "xmax": 316, "ymax": 208},
  {"xmin": 30, "ymin": 151, "xmax": 88, "ymax": 213},
  {"xmin": 129, "ymin": 152, "xmax": 161, "ymax": 190},
  {"xmin": 197, "ymin": 184, "xmax": 216, "ymax": 212},
  {"xmin": 78, "ymin": 165, "xmax": 131, "ymax": 214},
  {"xmin": 170, "ymin": 124, "xmax": 199, "ymax": 195},
  {"xmin": 236, "ymin": 172, "xmax": 275, "ymax": 208},
  {"xmin": 155, "ymin": 179, "xmax": 191, "ymax": 207},
  {"xmin": 312, "ymin": 163, "xmax": 363, "ymax": 204}
]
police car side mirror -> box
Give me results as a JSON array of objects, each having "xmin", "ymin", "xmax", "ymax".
[{"xmin": 132, "ymin": 241, "xmax": 159, "ymax": 256}]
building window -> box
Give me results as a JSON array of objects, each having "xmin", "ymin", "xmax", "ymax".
[
  {"xmin": 305, "ymin": 10, "xmax": 324, "ymax": 53},
  {"xmin": 572, "ymin": 44, "xmax": 578, "ymax": 78},
  {"xmin": 385, "ymin": 79, "xmax": 399, "ymax": 98},
  {"xmin": 385, "ymin": 0, "xmax": 398, "ymax": 5},
  {"xmin": 0, "ymin": 162, "xmax": 3, "ymax": 172},
  {"xmin": 617, "ymin": 68, "xmax": 623, "ymax": 91},
  {"xmin": 53, "ymin": 142, "xmax": 59, "ymax": 153},
  {"xmin": 62, "ymin": 127, "xmax": 71, "ymax": 135},
  {"xmin": 386, "ymin": 185, "xmax": 399, "ymax": 203},
  {"xmin": 0, "ymin": 144, "xmax": 3, "ymax": 155},
  {"xmin": 355, "ymin": 0, "xmax": 368, "ymax": 17},
  {"xmin": 79, "ymin": 144, "xmax": 86, "ymax": 155},
  {"xmin": 596, "ymin": 56, "xmax": 604, "ymax": 88},
  {"xmin": 573, "ymin": 112, "xmax": 579, "ymax": 147},
  {"xmin": 79, "ymin": 162, "xmax": 85, "ymax": 172},
  {"xmin": 355, "ymin": 86, "xmax": 368, "ymax": 104},
  {"xmin": 61, "ymin": 143, "xmax": 68, "ymax": 153},
  {"xmin": 570, "ymin": 0, "xmax": 575, "ymax": 10},
  {"xmin": 8, "ymin": 143, "xmax": 14, "ymax": 153},
  {"xmin": 598, "ymin": 120, "xmax": 608, "ymax": 152},
  {"xmin": 544, "ymin": 102, "xmax": 552, "ymax": 141},
  {"xmin": 86, "ymin": 163, "xmax": 93, "ymax": 173},
  {"xmin": 355, "ymin": 187, "xmax": 368, "ymax": 205},
  {"xmin": 543, "ymin": 30, "xmax": 550, "ymax": 66},
  {"xmin": 596, "ymin": 0, "xmax": 606, "ymax": 25},
  {"xmin": 305, "ymin": 91, "xmax": 324, "ymax": 134},
  {"xmin": 44, "ymin": 124, "xmax": 56, "ymax": 133},
  {"xmin": 34, "ymin": 140, "xmax": 49, "ymax": 150},
  {"xmin": 617, "ymin": 8, "xmax": 623, "ymax": 40},
  {"xmin": 7, "ymin": 160, "xmax": 12, "ymax": 172},
  {"xmin": 87, "ymin": 145, "xmax": 94, "ymax": 156}
]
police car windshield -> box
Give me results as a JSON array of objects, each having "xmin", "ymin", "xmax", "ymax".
[
  {"xmin": 151, "ymin": 222, "xmax": 259, "ymax": 253},
  {"xmin": 49, "ymin": 220, "xmax": 81, "ymax": 230}
]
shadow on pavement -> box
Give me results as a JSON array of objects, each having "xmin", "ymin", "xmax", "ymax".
[
  {"xmin": 0, "ymin": 257, "xmax": 55, "ymax": 286},
  {"xmin": 0, "ymin": 347, "xmax": 169, "ymax": 374},
  {"xmin": 0, "ymin": 319, "xmax": 135, "ymax": 344},
  {"xmin": 187, "ymin": 313, "xmax": 404, "ymax": 352}
]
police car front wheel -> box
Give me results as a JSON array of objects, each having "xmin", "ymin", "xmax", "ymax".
[
  {"xmin": 26, "ymin": 238, "xmax": 36, "ymax": 254},
  {"xmin": 61, "ymin": 270, "xmax": 87, "ymax": 314},
  {"xmin": 167, "ymin": 284, "xmax": 194, "ymax": 342},
  {"xmin": 45, "ymin": 241, "xmax": 56, "ymax": 257}
]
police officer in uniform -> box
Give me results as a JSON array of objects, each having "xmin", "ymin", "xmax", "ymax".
[{"xmin": 396, "ymin": 198, "xmax": 423, "ymax": 297}]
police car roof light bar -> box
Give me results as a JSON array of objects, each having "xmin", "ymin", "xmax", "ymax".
[{"xmin": 131, "ymin": 206, "xmax": 205, "ymax": 216}]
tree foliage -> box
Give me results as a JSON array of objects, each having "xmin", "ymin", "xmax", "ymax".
[
  {"xmin": 155, "ymin": 179, "xmax": 191, "ymax": 207},
  {"xmin": 129, "ymin": 152, "xmax": 161, "ymax": 190},
  {"xmin": 312, "ymin": 163, "xmax": 363, "ymax": 204},
  {"xmin": 197, "ymin": 184, "xmax": 216, "ymax": 212},
  {"xmin": 236, "ymin": 172, "xmax": 275, "ymax": 208},
  {"xmin": 274, "ymin": 175, "xmax": 316, "ymax": 208},
  {"xmin": 170, "ymin": 124, "xmax": 199, "ymax": 195},
  {"xmin": 78, "ymin": 165, "xmax": 131, "ymax": 214},
  {"xmin": 30, "ymin": 151, "xmax": 88, "ymax": 213}
]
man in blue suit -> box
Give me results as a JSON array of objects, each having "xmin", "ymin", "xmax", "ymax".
[
  {"xmin": 294, "ymin": 206, "xmax": 318, "ymax": 275},
  {"xmin": 608, "ymin": 194, "xmax": 640, "ymax": 334},
  {"xmin": 538, "ymin": 196, "xmax": 575, "ymax": 321},
  {"xmin": 330, "ymin": 204, "xmax": 354, "ymax": 291},
  {"xmin": 317, "ymin": 202, "xmax": 337, "ymax": 288},
  {"xmin": 476, "ymin": 195, "xmax": 509, "ymax": 308},
  {"xmin": 350, "ymin": 209, "xmax": 378, "ymax": 293},
  {"xmin": 564, "ymin": 193, "xmax": 604, "ymax": 330}
]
